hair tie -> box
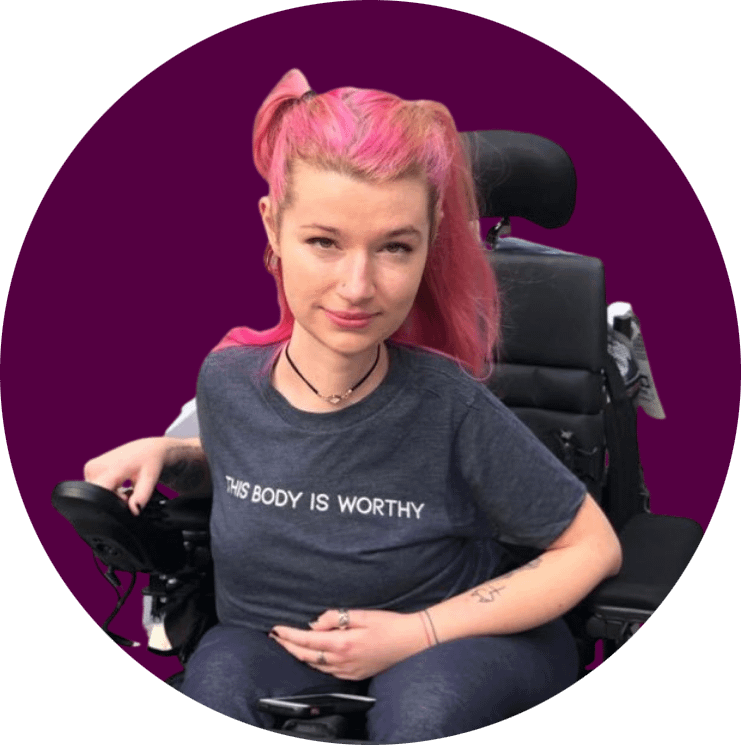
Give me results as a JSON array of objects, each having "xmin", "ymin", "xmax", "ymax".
[{"xmin": 301, "ymin": 89, "xmax": 317, "ymax": 102}]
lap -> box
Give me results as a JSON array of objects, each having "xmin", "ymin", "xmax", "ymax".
[
  {"xmin": 366, "ymin": 618, "xmax": 578, "ymax": 743},
  {"xmin": 179, "ymin": 619, "xmax": 578, "ymax": 741},
  {"xmin": 179, "ymin": 624, "xmax": 364, "ymax": 728}
]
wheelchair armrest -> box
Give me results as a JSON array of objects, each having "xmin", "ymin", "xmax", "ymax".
[
  {"xmin": 52, "ymin": 481, "xmax": 212, "ymax": 574},
  {"xmin": 583, "ymin": 512, "xmax": 703, "ymax": 635},
  {"xmin": 158, "ymin": 492, "xmax": 212, "ymax": 531}
]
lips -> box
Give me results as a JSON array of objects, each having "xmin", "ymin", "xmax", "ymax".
[
  {"xmin": 326, "ymin": 310, "xmax": 378, "ymax": 320},
  {"xmin": 323, "ymin": 308, "xmax": 379, "ymax": 328}
]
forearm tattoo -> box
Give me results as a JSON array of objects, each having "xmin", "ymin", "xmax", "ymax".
[
  {"xmin": 472, "ymin": 585, "xmax": 505, "ymax": 603},
  {"xmin": 470, "ymin": 557, "xmax": 543, "ymax": 604},
  {"xmin": 160, "ymin": 445, "xmax": 211, "ymax": 494}
]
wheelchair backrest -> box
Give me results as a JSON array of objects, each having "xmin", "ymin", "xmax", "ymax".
[
  {"xmin": 465, "ymin": 131, "xmax": 645, "ymax": 531},
  {"xmin": 487, "ymin": 241, "xmax": 608, "ymax": 507}
]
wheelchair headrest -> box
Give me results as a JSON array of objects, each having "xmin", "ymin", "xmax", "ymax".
[{"xmin": 462, "ymin": 131, "xmax": 576, "ymax": 228}]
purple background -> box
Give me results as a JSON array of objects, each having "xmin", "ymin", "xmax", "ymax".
[{"xmin": 2, "ymin": 2, "xmax": 738, "ymax": 683}]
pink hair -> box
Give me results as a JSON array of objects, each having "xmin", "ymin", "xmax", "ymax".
[{"xmin": 215, "ymin": 69, "xmax": 499, "ymax": 378}]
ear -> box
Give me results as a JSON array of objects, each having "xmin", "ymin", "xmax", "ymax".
[{"xmin": 259, "ymin": 196, "xmax": 280, "ymax": 256}]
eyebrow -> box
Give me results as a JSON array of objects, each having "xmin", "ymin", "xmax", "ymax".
[{"xmin": 299, "ymin": 224, "xmax": 423, "ymax": 239}]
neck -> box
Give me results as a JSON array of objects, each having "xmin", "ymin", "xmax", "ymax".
[{"xmin": 273, "ymin": 333, "xmax": 388, "ymax": 412}]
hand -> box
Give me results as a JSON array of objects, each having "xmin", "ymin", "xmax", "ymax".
[
  {"xmin": 270, "ymin": 609, "xmax": 430, "ymax": 680},
  {"xmin": 84, "ymin": 437, "xmax": 171, "ymax": 515}
]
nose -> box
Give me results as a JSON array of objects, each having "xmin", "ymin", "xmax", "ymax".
[{"xmin": 337, "ymin": 250, "xmax": 375, "ymax": 304}]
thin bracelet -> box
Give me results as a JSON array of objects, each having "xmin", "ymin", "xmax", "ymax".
[
  {"xmin": 423, "ymin": 609, "xmax": 440, "ymax": 645},
  {"xmin": 418, "ymin": 612, "xmax": 434, "ymax": 648}
]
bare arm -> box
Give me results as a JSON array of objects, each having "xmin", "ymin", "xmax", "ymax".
[
  {"xmin": 424, "ymin": 493, "xmax": 622, "ymax": 640},
  {"xmin": 271, "ymin": 493, "xmax": 622, "ymax": 680}
]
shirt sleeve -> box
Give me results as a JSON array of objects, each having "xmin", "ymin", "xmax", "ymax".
[
  {"xmin": 165, "ymin": 398, "xmax": 200, "ymax": 438},
  {"xmin": 454, "ymin": 387, "xmax": 587, "ymax": 549}
]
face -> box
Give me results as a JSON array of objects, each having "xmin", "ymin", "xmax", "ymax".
[{"xmin": 260, "ymin": 160, "xmax": 431, "ymax": 360}]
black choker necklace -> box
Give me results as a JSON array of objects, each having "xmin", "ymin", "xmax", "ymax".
[{"xmin": 284, "ymin": 344, "xmax": 382, "ymax": 405}]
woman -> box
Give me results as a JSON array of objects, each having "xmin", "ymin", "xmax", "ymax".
[{"xmin": 85, "ymin": 69, "xmax": 622, "ymax": 742}]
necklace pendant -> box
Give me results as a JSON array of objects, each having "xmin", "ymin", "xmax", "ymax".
[{"xmin": 325, "ymin": 389, "xmax": 352, "ymax": 405}]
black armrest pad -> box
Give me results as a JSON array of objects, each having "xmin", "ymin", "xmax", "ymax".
[
  {"xmin": 160, "ymin": 492, "xmax": 212, "ymax": 531},
  {"xmin": 586, "ymin": 513, "xmax": 703, "ymax": 614},
  {"xmin": 51, "ymin": 481, "xmax": 210, "ymax": 573}
]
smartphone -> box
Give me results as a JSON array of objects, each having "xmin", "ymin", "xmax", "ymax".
[{"xmin": 257, "ymin": 693, "xmax": 375, "ymax": 719}]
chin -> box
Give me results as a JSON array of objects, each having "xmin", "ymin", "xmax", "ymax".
[{"xmin": 321, "ymin": 331, "xmax": 387, "ymax": 358}]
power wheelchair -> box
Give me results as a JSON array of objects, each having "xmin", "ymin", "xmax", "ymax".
[{"xmin": 52, "ymin": 130, "xmax": 704, "ymax": 742}]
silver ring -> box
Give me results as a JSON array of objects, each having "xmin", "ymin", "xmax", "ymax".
[
  {"xmin": 317, "ymin": 651, "xmax": 327, "ymax": 665},
  {"xmin": 338, "ymin": 609, "xmax": 350, "ymax": 630}
]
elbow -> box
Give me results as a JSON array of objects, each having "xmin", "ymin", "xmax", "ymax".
[
  {"xmin": 605, "ymin": 532, "xmax": 623, "ymax": 578},
  {"xmin": 586, "ymin": 527, "xmax": 622, "ymax": 581},
  {"xmin": 592, "ymin": 499, "xmax": 623, "ymax": 579}
]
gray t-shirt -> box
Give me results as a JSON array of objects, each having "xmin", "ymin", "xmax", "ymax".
[{"xmin": 196, "ymin": 341, "xmax": 586, "ymax": 632}]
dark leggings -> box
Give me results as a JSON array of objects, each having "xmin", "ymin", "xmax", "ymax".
[{"xmin": 179, "ymin": 620, "xmax": 578, "ymax": 743}]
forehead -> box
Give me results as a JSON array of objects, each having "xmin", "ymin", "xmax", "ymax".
[{"xmin": 283, "ymin": 161, "xmax": 430, "ymax": 230}]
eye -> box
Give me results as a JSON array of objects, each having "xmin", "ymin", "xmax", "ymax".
[
  {"xmin": 307, "ymin": 237, "xmax": 336, "ymax": 249},
  {"xmin": 382, "ymin": 242, "xmax": 413, "ymax": 255}
]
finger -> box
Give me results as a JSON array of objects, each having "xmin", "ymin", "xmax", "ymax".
[
  {"xmin": 89, "ymin": 477, "xmax": 135, "ymax": 507},
  {"xmin": 335, "ymin": 608, "xmax": 356, "ymax": 630},
  {"xmin": 272, "ymin": 626, "xmax": 325, "ymax": 649},
  {"xmin": 309, "ymin": 610, "xmax": 341, "ymax": 631},
  {"xmin": 274, "ymin": 626, "xmax": 354, "ymax": 657},
  {"xmin": 271, "ymin": 635, "xmax": 337, "ymax": 668},
  {"xmin": 86, "ymin": 472, "xmax": 127, "ymax": 493},
  {"xmin": 309, "ymin": 608, "xmax": 359, "ymax": 631},
  {"xmin": 115, "ymin": 486, "xmax": 133, "ymax": 502},
  {"xmin": 129, "ymin": 469, "xmax": 160, "ymax": 515}
]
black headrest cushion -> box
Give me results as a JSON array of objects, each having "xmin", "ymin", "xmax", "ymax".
[{"xmin": 462, "ymin": 131, "xmax": 576, "ymax": 228}]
